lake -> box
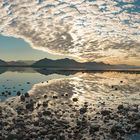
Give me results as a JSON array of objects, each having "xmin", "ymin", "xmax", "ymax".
[
  {"xmin": 0, "ymin": 67, "xmax": 74, "ymax": 102},
  {"xmin": 0, "ymin": 68, "xmax": 140, "ymax": 140}
]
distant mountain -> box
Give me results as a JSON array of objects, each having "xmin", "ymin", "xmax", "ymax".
[
  {"xmin": 32, "ymin": 58, "xmax": 81, "ymax": 69},
  {"xmin": 0, "ymin": 58, "xmax": 140, "ymax": 70},
  {"xmin": 32, "ymin": 58, "xmax": 112, "ymax": 70},
  {"xmin": 0, "ymin": 59, "xmax": 7, "ymax": 66},
  {"xmin": 7, "ymin": 60, "xmax": 35, "ymax": 66},
  {"xmin": 32, "ymin": 58, "xmax": 140, "ymax": 70}
]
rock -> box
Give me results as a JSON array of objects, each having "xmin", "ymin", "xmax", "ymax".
[
  {"xmin": 59, "ymin": 134, "xmax": 65, "ymax": 140},
  {"xmin": 39, "ymin": 130, "xmax": 47, "ymax": 135},
  {"xmin": 118, "ymin": 105, "xmax": 124, "ymax": 110},
  {"xmin": 73, "ymin": 98, "xmax": 78, "ymax": 102},
  {"xmin": 20, "ymin": 95, "xmax": 25, "ymax": 102},
  {"xmin": 33, "ymin": 121, "xmax": 39, "ymax": 126},
  {"xmin": 44, "ymin": 95, "xmax": 47, "ymax": 98},
  {"xmin": 43, "ymin": 110, "xmax": 51, "ymax": 116},
  {"xmin": 17, "ymin": 91, "xmax": 21, "ymax": 96},
  {"xmin": 26, "ymin": 103, "xmax": 34, "ymax": 110},
  {"xmin": 135, "ymin": 120, "xmax": 140, "ymax": 128},
  {"xmin": 25, "ymin": 92, "xmax": 30, "ymax": 97},
  {"xmin": 8, "ymin": 92, "xmax": 11, "ymax": 95},
  {"xmin": 89, "ymin": 124, "xmax": 100, "ymax": 134},
  {"xmin": 53, "ymin": 95, "xmax": 58, "ymax": 99},
  {"xmin": 115, "ymin": 88, "xmax": 118, "ymax": 91},
  {"xmin": 101, "ymin": 110, "xmax": 111, "ymax": 116},
  {"xmin": 111, "ymin": 124, "xmax": 125, "ymax": 134},
  {"xmin": 79, "ymin": 108, "xmax": 87, "ymax": 114},
  {"xmin": 7, "ymin": 133, "xmax": 18, "ymax": 140},
  {"xmin": 43, "ymin": 102, "xmax": 48, "ymax": 107}
]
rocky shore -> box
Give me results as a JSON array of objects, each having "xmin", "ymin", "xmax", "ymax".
[{"xmin": 0, "ymin": 72, "xmax": 140, "ymax": 140}]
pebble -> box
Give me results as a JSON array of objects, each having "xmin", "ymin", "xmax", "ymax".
[
  {"xmin": 79, "ymin": 108, "xmax": 87, "ymax": 114},
  {"xmin": 73, "ymin": 98, "xmax": 78, "ymax": 102},
  {"xmin": 20, "ymin": 95, "xmax": 25, "ymax": 102}
]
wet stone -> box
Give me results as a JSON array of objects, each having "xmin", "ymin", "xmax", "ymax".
[
  {"xmin": 25, "ymin": 103, "xmax": 34, "ymax": 110},
  {"xmin": 73, "ymin": 98, "xmax": 78, "ymax": 102},
  {"xmin": 79, "ymin": 108, "xmax": 87, "ymax": 114},
  {"xmin": 118, "ymin": 105, "xmax": 124, "ymax": 110},
  {"xmin": 44, "ymin": 95, "xmax": 47, "ymax": 98},
  {"xmin": 89, "ymin": 124, "xmax": 100, "ymax": 134},
  {"xmin": 43, "ymin": 110, "xmax": 51, "ymax": 116},
  {"xmin": 17, "ymin": 91, "xmax": 21, "ymax": 96},
  {"xmin": 43, "ymin": 102, "xmax": 48, "ymax": 107},
  {"xmin": 101, "ymin": 110, "xmax": 111, "ymax": 116},
  {"xmin": 25, "ymin": 92, "xmax": 30, "ymax": 98},
  {"xmin": 135, "ymin": 120, "xmax": 140, "ymax": 128},
  {"xmin": 20, "ymin": 95, "xmax": 25, "ymax": 102}
]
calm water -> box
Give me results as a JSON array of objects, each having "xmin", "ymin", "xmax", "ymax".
[
  {"xmin": 0, "ymin": 68, "xmax": 140, "ymax": 140},
  {"xmin": 0, "ymin": 67, "xmax": 74, "ymax": 102}
]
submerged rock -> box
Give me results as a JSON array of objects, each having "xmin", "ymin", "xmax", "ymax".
[
  {"xmin": 17, "ymin": 91, "xmax": 21, "ymax": 96},
  {"xmin": 73, "ymin": 98, "xmax": 78, "ymax": 102},
  {"xmin": 25, "ymin": 92, "xmax": 30, "ymax": 98},
  {"xmin": 101, "ymin": 110, "xmax": 111, "ymax": 116},
  {"xmin": 20, "ymin": 95, "xmax": 25, "ymax": 102},
  {"xmin": 79, "ymin": 108, "xmax": 87, "ymax": 114},
  {"xmin": 89, "ymin": 124, "xmax": 100, "ymax": 134},
  {"xmin": 135, "ymin": 120, "xmax": 140, "ymax": 128},
  {"xmin": 118, "ymin": 104, "xmax": 124, "ymax": 110}
]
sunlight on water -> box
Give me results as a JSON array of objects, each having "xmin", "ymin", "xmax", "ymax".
[{"xmin": 0, "ymin": 69, "xmax": 140, "ymax": 140}]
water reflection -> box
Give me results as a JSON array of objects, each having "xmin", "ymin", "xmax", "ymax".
[
  {"xmin": 0, "ymin": 67, "xmax": 75, "ymax": 101},
  {"xmin": 0, "ymin": 69, "xmax": 140, "ymax": 140}
]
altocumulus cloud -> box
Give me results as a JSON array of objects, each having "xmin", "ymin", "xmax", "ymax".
[{"xmin": 0, "ymin": 0, "xmax": 140, "ymax": 65}]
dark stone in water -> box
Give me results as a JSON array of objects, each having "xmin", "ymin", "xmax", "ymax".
[
  {"xmin": 118, "ymin": 105, "xmax": 124, "ymax": 110},
  {"xmin": 79, "ymin": 108, "xmax": 87, "ymax": 114},
  {"xmin": 39, "ymin": 130, "xmax": 47, "ymax": 135},
  {"xmin": 111, "ymin": 124, "xmax": 125, "ymax": 134},
  {"xmin": 101, "ymin": 110, "xmax": 111, "ymax": 116},
  {"xmin": 135, "ymin": 120, "xmax": 140, "ymax": 128},
  {"xmin": 44, "ymin": 95, "xmax": 47, "ymax": 98},
  {"xmin": 43, "ymin": 102, "xmax": 48, "ymax": 107},
  {"xmin": 26, "ymin": 103, "xmax": 34, "ymax": 110},
  {"xmin": 25, "ymin": 92, "xmax": 30, "ymax": 98},
  {"xmin": 73, "ymin": 98, "xmax": 78, "ymax": 102},
  {"xmin": 53, "ymin": 95, "xmax": 58, "ymax": 99},
  {"xmin": 33, "ymin": 121, "xmax": 39, "ymax": 126},
  {"xmin": 59, "ymin": 135, "xmax": 65, "ymax": 140},
  {"xmin": 43, "ymin": 110, "xmax": 51, "ymax": 116},
  {"xmin": 2, "ymin": 92, "xmax": 5, "ymax": 95},
  {"xmin": 27, "ymin": 82, "xmax": 30, "ymax": 84},
  {"xmin": 17, "ymin": 91, "xmax": 21, "ymax": 96},
  {"xmin": 8, "ymin": 92, "xmax": 11, "ymax": 95},
  {"xmin": 115, "ymin": 88, "xmax": 118, "ymax": 91},
  {"xmin": 20, "ymin": 95, "xmax": 25, "ymax": 102},
  {"xmin": 7, "ymin": 134, "xmax": 18, "ymax": 140},
  {"xmin": 89, "ymin": 124, "xmax": 100, "ymax": 134}
]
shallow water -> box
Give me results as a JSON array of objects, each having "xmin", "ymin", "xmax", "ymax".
[
  {"xmin": 0, "ymin": 68, "xmax": 140, "ymax": 140},
  {"xmin": 0, "ymin": 67, "xmax": 74, "ymax": 101}
]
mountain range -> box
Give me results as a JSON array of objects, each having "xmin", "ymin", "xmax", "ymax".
[
  {"xmin": 0, "ymin": 59, "xmax": 8, "ymax": 66},
  {"xmin": 0, "ymin": 58, "xmax": 140, "ymax": 70}
]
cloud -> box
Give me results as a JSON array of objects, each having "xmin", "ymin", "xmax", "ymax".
[{"xmin": 0, "ymin": 0, "xmax": 139, "ymax": 65}]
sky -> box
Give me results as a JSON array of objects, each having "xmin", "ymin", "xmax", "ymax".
[
  {"xmin": 0, "ymin": 35, "xmax": 70, "ymax": 61},
  {"xmin": 0, "ymin": 0, "xmax": 139, "ymax": 65}
]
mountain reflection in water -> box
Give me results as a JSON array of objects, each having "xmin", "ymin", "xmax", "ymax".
[{"xmin": 0, "ymin": 68, "xmax": 140, "ymax": 140}]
